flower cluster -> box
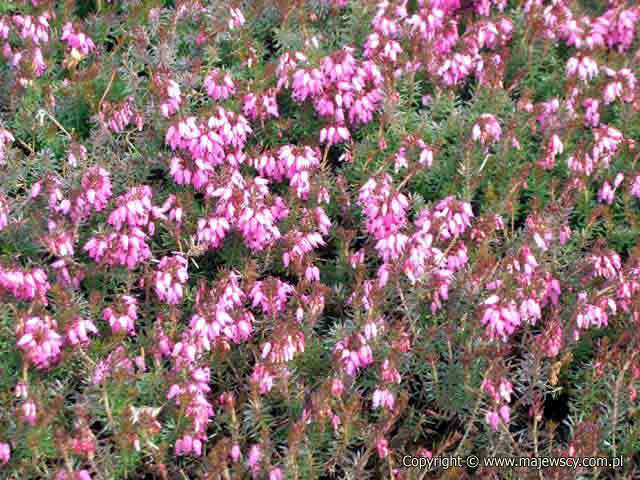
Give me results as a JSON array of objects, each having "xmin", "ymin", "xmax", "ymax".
[
  {"xmin": 60, "ymin": 22, "xmax": 95, "ymax": 59},
  {"xmin": 16, "ymin": 315, "xmax": 63, "ymax": 369},
  {"xmin": 84, "ymin": 186, "xmax": 163, "ymax": 269},
  {"xmin": 153, "ymin": 254, "xmax": 188, "ymax": 305}
]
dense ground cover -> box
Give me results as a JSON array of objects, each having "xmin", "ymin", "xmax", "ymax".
[{"xmin": 1, "ymin": 0, "xmax": 640, "ymax": 478}]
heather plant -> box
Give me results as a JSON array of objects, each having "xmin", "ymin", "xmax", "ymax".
[{"xmin": 0, "ymin": 0, "xmax": 640, "ymax": 479}]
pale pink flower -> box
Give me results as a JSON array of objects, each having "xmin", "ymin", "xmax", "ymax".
[
  {"xmin": 103, "ymin": 295, "xmax": 138, "ymax": 335},
  {"xmin": 250, "ymin": 278, "xmax": 294, "ymax": 316},
  {"xmin": 0, "ymin": 442, "xmax": 10, "ymax": 465},
  {"xmin": 539, "ymin": 322, "xmax": 563, "ymax": 357},
  {"xmin": 334, "ymin": 334, "xmax": 373, "ymax": 376},
  {"xmin": 372, "ymin": 388, "xmax": 395, "ymax": 410},
  {"xmin": 204, "ymin": 69, "xmax": 235, "ymax": 101},
  {"xmin": 320, "ymin": 125, "xmax": 350, "ymax": 146},
  {"xmin": 597, "ymin": 173, "xmax": 624, "ymax": 205},
  {"xmin": 251, "ymin": 364, "xmax": 274, "ymax": 394},
  {"xmin": 228, "ymin": 8, "xmax": 245, "ymax": 30},
  {"xmin": 13, "ymin": 13, "xmax": 50, "ymax": 44},
  {"xmin": 472, "ymin": 114, "xmax": 502, "ymax": 145},
  {"xmin": 589, "ymin": 250, "xmax": 621, "ymax": 280},
  {"xmin": 73, "ymin": 166, "xmax": 112, "ymax": 220},
  {"xmin": 67, "ymin": 143, "xmax": 87, "ymax": 167},
  {"xmin": 175, "ymin": 435, "xmax": 203, "ymax": 456},
  {"xmin": 0, "ymin": 194, "xmax": 9, "ymax": 231},
  {"xmin": 16, "ymin": 315, "xmax": 62, "ymax": 369},
  {"xmin": 160, "ymin": 79, "xmax": 182, "ymax": 118},
  {"xmin": 99, "ymin": 96, "xmax": 138, "ymax": 133},
  {"xmin": 269, "ymin": 468, "xmax": 283, "ymax": 480},
  {"xmin": 154, "ymin": 254, "xmax": 188, "ymax": 305},
  {"xmin": 243, "ymin": 90, "xmax": 279, "ymax": 120},
  {"xmin": 0, "ymin": 265, "xmax": 50, "ymax": 303},
  {"xmin": 66, "ymin": 316, "xmax": 98, "ymax": 346},
  {"xmin": 376, "ymin": 436, "xmax": 389, "ymax": 458},
  {"xmin": 481, "ymin": 294, "xmax": 521, "ymax": 340},
  {"xmin": 20, "ymin": 399, "xmax": 38, "ymax": 425},
  {"xmin": 566, "ymin": 55, "xmax": 598, "ymax": 82},
  {"xmin": 247, "ymin": 444, "xmax": 262, "ymax": 473},
  {"xmin": 631, "ymin": 174, "xmax": 640, "ymax": 199},
  {"xmin": 0, "ymin": 127, "xmax": 14, "ymax": 165},
  {"xmin": 538, "ymin": 134, "xmax": 563, "ymax": 170},
  {"xmin": 61, "ymin": 22, "xmax": 95, "ymax": 57},
  {"xmin": 230, "ymin": 444, "xmax": 241, "ymax": 462},
  {"xmin": 331, "ymin": 378, "xmax": 344, "ymax": 397},
  {"xmin": 54, "ymin": 469, "xmax": 92, "ymax": 480},
  {"xmin": 583, "ymin": 98, "xmax": 600, "ymax": 127}
]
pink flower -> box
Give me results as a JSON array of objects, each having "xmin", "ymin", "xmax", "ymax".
[
  {"xmin": 197, "ymin": 216, "xmax": 231, "ymax": 250},
  {"xmin": 204, "ymin": 69, "xmax": 235, "ymax": 101},
  {"xmin": 167, "ymin": 366, "xmax": 214, "ymax": 457},
  {"xmin": 160, "ymin": 79, "xmax": 182, "ymax": 118},
  {"xmin": 472, "ymin": 114, "xmax": 502, "ymax": 145},
  {"xmin": 438, "ymin": 53, "xmax": 474, "ymax": 87},
  {"xmin": 597, "ymin": 173, "xmax": 624, "ymax": 205},
  {"xmin": 538, "ymin": 134, "xmax": 563, "ymax": 170},
  {"xmin": 589, "ymin": 250, "xmax": 621, "ymax": 280},
  {"xmin": 99, "ymin": 96, "xmax": 139, "ymax": 133},
  {"xmin": 0, "ymin": 127, "xmax": 14, "ymax": 165},
  {"xmin": 583, "ymin": 98, "xmax": 600, "ymax": 127},
  {"xmin": 61, "ymin": 22, "xmax": 95, "ymax": 57},
  {"xmin": 247, "ymin": 444, "xmax": 262, "ymax": 473},
  {"xmin": 358, "ymin": 174, "xmax": 409, "ymax": 261},
  {"xmin": 67, "ymin": 143, "xmax": 87, "ymax": 167},
  {"xmin": 566, "ymin": 55, "xmax": 598, "ymax": 82},
  {"xmin": 376, "ymin": 436, "xmax": 389, "ymax": 458},
  {"xmin": 632, "ymin": 174, "xmax": 640, "ymax": 199},
  {"xmin": 419, "ymin": 142, "xmax": 434, "ymax": 167},
  {"xmin": 13, "ymin": 13, "xmax": 50, "ymax": 44},
  {"xmin": 575, "ymin": 292, "xmax": 615, "ymax": 336},
  {"xmin": 103, "ymin": 295, "xmax": 138, "ymax": 335},
  {"xmin": 243, "ymin": 90, "xmax": 279, "ymax": 120},
  {"xmin": 251, "ymin": 363, "xmax": 275, "ymax": 394},
  {"xmin": 73, "ymin": 166, "xmax": 112, "ymax": 219},
  {"xmin": 228, "ymin": 8, "xmax": 245, "ymax": 30},
  {"xmin": 16, "ymin": 315, "xmax": 63, "ymax": 369},
  {"xmin": 92, "ymin": 346, "xmax": 134, "ymax": 385},
  {"xmin": 331, "ymin": 378, "xmax": 344, "ymax": 397},
  {"xmin": 481, "ymin": 294, "xmax": 521, "ymax": 340},
  {"xmin": 483, "ymin": 377, "xmax": 513, "ymax": 403},
  {"xmin": 230, "ymin": 444, "xmax": 242, "ymax": 462},
  {"xmin": 372, "ymin": 388, "xmax": 395, "ymax": 410},
  {"xmin": 320, "ymin": 124, "xmax": 350, "ymax": 146},
  {"xmin": 154, "ymin": 254, "xmax": 188, "ymax": 305},
  {"xmin": 539, "ymin": 322, "xmax": 563, "ymax": 357},
  {"xmin": 66, "ymin": 316, "xmax": 98, "ymax": 346},
  {"xmin": 602, "ymin": 68, "xmax": 636, "ymax": 105},
  {"xmin": 108, "ymin": 185, "xmax": 156, "ymax": 231},
  {"xmin": 485, "ymin": 410, "xmax": 501, "ymax": 431},
  {"xmin": 261, "ymin": 330, "xmax": 305, "ymax": 364},
  {"xmin": 250, "ymin": 277, "xmax": 294, "ymax": 316},
  {"xmin": 334, "ymin": 334, "xmax": 374, "ymax": 376},
  {"xmin": 0, "ymin": 442, "xmax": 10, "ymax": 465},
  {"xmin": 20, "ymin": 399, "xmax": 38, "ymax": 425},
  {"xmin": 54, "ymin": 469, "xmax": 92, "ymax": 480},
  {"xmin": 0, "ymin": 194, "xmax": 9, "ymax": 231},
  {"xmin": 275, "ymin": 145, "xmax": 321, "ymax": 199},
  {"xmin": 175, "ymin": 435, "xmax": 202, "ymax": 456},
  {"xmin": 15, "ymin": 382, "xmax": 28, "ymax": 399},
  {"xmin": 0, "ymin": 265, "xmax": 50, "ymax": 303},
  {"xmin": 188, "ymin": 273, "xmax": 253, "ymax": 344},
  {"xmin": 269, "ymin": 468, "xmax": 283, "ymax": 480}
]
